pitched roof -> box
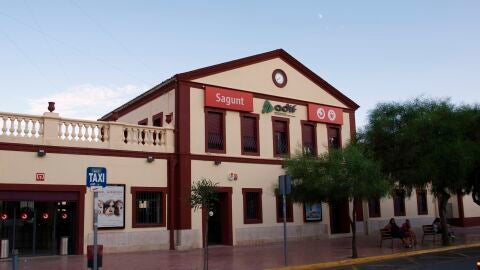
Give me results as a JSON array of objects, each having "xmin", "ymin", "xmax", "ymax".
[{"xmin": 99, "ymin": 49, "xmax": 359, "ymax": 121}]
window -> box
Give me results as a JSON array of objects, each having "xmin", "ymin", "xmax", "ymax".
[
  {"xmin": 354, "ymin": 198, "xmax": 364, "ymax": 221},
  {"xmin": 368, "ymin": 198, "xmax": 381, "ymax": 218},
  {"xmin": 138, "ymin": 118, "xmax": 148, "ymax": 126},
  {"xmin": 205, "ymin": 110, "xmax": 226, "ymax": 153},
  {"xmin": 272, "ymin": 117, "xmax": 290, "ymax": 157},
  {"xmin": 131, "ymin": 187, "xmax": 167, "ymax": 227},
  {"xmin": 301, "ymin": 122, "xmax": 317, "ymax": 155},
  {"xmin": 416, "ymin": 189, "xmax": 428, "ymax": 215},
  {"xmin": 242, "ymin": 188, "xmax": 262, "ymax": 224},
  {"xmin": 393, "ymin": 190, "xmax": 406, "ymax": 216},
  {"xmin": 152, "ymin": 112, "xmax": 163, "ymax": 127},
  {"xmin": 241, "ymin": 114, "xmax": 260, "ymax": 155},
  {"xmin": 327, "ymin": 126, "xmax": 341, "ymax": 150},
  {"xmin": 276, "ymin": 193, "xmax": 293, "ymax": 222}
]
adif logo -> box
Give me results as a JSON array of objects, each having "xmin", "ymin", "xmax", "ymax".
[{"xmin": 262, "ymin": 100, "xmax": 274, "ymax": 113}]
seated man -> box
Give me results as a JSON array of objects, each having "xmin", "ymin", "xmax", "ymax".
[
  {"xmin": 385, "ymin": 218, "xmax": 411, "ymax": 248},
  {"xmin": 432, "ymin": 217, "xmax": 455, "ymax": 238}
]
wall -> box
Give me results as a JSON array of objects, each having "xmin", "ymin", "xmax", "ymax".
[
  {"xmin": 189, "ymin": 87, "xmax": 352, "ymax": 159},
  {"xmin": 193, "ymin": 58, "xmax": 348, "ymax": 109},
  {"xmin": 462, "ymin": 194, "xmax": 480, "ymax": 218},
  {"xmin": 0, "ymin": 150, "xmax": 169, "ymax": 253},
  {"xmin": 365, "ymin": 190, "xmax": 437, "ymax": 233},
  {"xmin": 118, "ymin": 88, "xmax": 175, "ymax": 127},
  {"xmin": 187, "ymin": 160, "xmax": 328, "ymax": 248}
]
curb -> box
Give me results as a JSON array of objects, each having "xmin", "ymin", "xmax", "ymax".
[{"xmin": 268, "ymin": 242, "xmax": 480, "ymax": 270}]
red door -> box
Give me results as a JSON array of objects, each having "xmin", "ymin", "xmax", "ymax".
[{"xmin": 329, "ymin": 200, "xmax": 351, "ymax": 234}]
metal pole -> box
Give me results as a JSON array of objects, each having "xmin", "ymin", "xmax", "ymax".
[
  {"xmin": 93, "ymin": 191, "xmax": 98, "ymax": 270},
  {"xmin": 283, "ymin": 193, "xmax": 287, "ymax": 266},
  {"xmin": 12, "ymin": 210, "xmax": 17, "ymax": 270}
]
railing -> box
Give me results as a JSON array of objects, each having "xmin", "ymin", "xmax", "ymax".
[{"xmin": 0, "ymin": 112, "xmax": 174, "ymax": 153}]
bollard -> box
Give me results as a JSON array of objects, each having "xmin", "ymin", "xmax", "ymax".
[
  {"xmin": 11, "ymin": 249, "xmax": 18, "ymax": 270},
  {"xmin": 59, "ymin": 237, "xmax": 69, "ymax": 255},
  {"xmin": 1, "ymin": 239, "xmax": 8, "ymax": 259}
]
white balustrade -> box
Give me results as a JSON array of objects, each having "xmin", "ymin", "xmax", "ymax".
[
  {"xmin": 0, "ymin": 112, "xmax": 173, "ymax": 153},
  {"xmin": 0, "ymin": 113, "xmax": 43, "ymax": 138}
]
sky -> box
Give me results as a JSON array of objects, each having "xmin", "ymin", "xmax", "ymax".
[{"xmin": 0, "ymin": 1, "xmax": 479, "ymax": 127}]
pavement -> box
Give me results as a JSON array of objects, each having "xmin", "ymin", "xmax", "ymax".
[
  {"xmin": 333, "ymin": 247, "xmax": 480, "ymax": 270},
  {"xmin": 1, "ymin": 226, "xmax": 480, "ymax": 270}
]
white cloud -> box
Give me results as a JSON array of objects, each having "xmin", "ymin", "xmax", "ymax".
[{"xmin": 28, "ymin": 84, "xmax": 144, "ymax": 120}]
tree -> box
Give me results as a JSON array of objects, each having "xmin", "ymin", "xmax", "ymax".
[
  {"xmin": 285, "ymin": 142, "xmax": 390, "ymax": 258},
  {"xmin": 362, "ymin": 98, "xmax": 480, "ymax": 245},
  {"xmin": 190, "ymin": 178, "xmax": 219, "ymax": 270}
]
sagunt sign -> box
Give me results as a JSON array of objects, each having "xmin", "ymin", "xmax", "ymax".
[{"xmin": 205, "ymin": 86, "xmax": 253, "ymax": 112}]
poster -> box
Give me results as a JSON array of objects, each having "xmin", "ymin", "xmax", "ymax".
[
  {"xmin": 304, "ymin": 203, "xmax": 322, "ymax": 222},
  {"xmin": 94, "ymin": 184, "xmax": 125, "ymax": 229}
]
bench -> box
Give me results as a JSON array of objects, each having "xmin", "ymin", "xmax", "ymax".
[
  {"xmin": 421, "ymin": 225, "xmax": 436, "ymax": 244},
  {"xmin": 379, "ymin": 229, "xmax": 401, "ymax": 249},
  {"xmin": 422, "ymin": 224, "xmax": 455, "ymax": 244}
]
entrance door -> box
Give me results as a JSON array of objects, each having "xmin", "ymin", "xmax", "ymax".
[
  {"xmin": 329, "ymin": 200, "xmax": 351, "ymax": 234},
  {"xmin": 0, "ymin": 200, "xmax": 76, "ymax": 256},
  {"xmin": 204, "ymin": 188, "xmax": 232, "ymax": 246}
]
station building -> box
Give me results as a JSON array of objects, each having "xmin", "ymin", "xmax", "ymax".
[{"xmin": 0, "ymin": 49, "xmax": 478, "ymax": 255}]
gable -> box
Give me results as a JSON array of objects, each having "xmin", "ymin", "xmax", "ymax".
[{"xmin": 191, "ymin": 57, "xmax": 351, "ymax": 109}]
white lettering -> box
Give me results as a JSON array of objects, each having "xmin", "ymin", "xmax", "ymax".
[{"xmin": 215, "ymin": 92, "xmax": 245, "ymax": 107}]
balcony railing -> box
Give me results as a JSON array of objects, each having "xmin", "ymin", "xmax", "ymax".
[{"xmin": 0, "ymin": 112, "xmax": 174, "ymax": 153}]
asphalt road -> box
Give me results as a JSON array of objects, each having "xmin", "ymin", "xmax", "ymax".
[{"xmin": 335, "ymin": 247, "xmax": 480, "ymax": 270}]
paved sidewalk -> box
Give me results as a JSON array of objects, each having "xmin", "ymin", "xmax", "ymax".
[{"xmin": 1, "ymin": 227, "xmax": 480, "ymax": 270}]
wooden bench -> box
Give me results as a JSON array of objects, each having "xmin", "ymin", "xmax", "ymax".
[
  {"xmin": 379, "ymin": 229, "xmax": 400, "ymax": 249},
  {"xmin": 422, "ymin": 224, "xmax": 455, "ymax": 244},
  {"xmin": 421, "ymin": 225, "xmax": 437, "ymax": 243}
]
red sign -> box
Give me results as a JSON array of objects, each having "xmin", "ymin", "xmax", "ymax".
[
  {"xmin": 205, "ymin": 86, "xmax": 253, "ymax": 112},
  {"xmin": 1, "ymin": 213, "xmax": 8, "ymax": 221},
  {"xmin": 36, "ymin": 173, "xmax": 45, "ymax": 181},
  {"xmin": 308, "ymin": 104, "xmax": 344, "ymax": 125}
]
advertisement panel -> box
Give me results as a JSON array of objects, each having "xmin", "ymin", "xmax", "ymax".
[
  {"xmin": 94, "ymin": 184, "xmax": 125, "ymax": 229},
  {"xmin": 307, "ymin": 104, "xmax": 343, "ymax": 125},
  {"xmin": 205, "ymin": 86, "xmax": 253, "ymax": 112},
  {"xmin": 304, "ymin": 203, "xmax": 322, "ymax": 222}
]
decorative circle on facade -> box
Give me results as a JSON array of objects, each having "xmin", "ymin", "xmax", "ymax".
[
  {"xmin": 327, "ymin": 109, "xmax": 336, "ymax": 121},
  {"xmin": 316, "ymin": 108, "xmax": 326, "ymax": 120},
  {"xmin": 272, "ymin": 69, "xmax": 287, "ymax": 88}
]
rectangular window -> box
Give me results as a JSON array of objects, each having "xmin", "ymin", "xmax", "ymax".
[
  {"xmin": 152, "ymin": 112, "xmax": 163, "ymax": 127},
  {"xmin": 131, "ymin": 187, "xmax": 167, "ymax": 227},
  {"xmin": 327, "ymin": 126, "xmax": 341, "ymax": 150},
  {"xmin": 354, "ymin": 198, "xmax": 364, "ymax": 221},
  {"xmin": 301, "ymin": 122, "xmax": 317, "ymax": 155},
  {"xmin": 276, "ymin": 194, "xmax": 293, "ymax": 222},
  {"xmin": 205, "ymin": 110, "xmax": 226, "ymax": 153},
  {"xmin": 138, "ymin": 118, "xmax": 148, "ymax": 126},
  {"xmin": 368, "ymin": 198, "xmax": 381, "ymax": 218},
  {"xmin": 272, "ymin": 117, "xmax": 290, "ymax": 157},
  {"xmin": 416, "ymin": 189, "xmax": 428, "ymax": 215},
  {"xmin": 393, "ymin": 190, "xmax": 406, "ymax": 216},
  {"xmin": 242, "ymin": 188, "xmax": 262, "ymax": 224},
  {"xmin": 241, "ymin": 114, "xmax": 259, "ymax": 155}
]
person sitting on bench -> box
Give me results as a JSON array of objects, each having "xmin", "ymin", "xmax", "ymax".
[
  {"xmin": 432, "ymin": 218, "xmax": 455, "ymax": 238},
  {"xmin": 401, "ymin": 219, "xmax": 417, "ymax": 246},
  {"xmin": 384, "ymin": 218, "xmax": 411, "ymax": 248}
]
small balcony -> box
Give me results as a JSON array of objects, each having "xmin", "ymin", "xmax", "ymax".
[{"xmin": 0, "ymin": 111, "xmax": 174, "ymax": 153}]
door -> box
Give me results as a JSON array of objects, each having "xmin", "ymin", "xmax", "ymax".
[
  {"xmin": 0, "ymin": 200, "xmax": 76, "ymax": 256},
  {"xmin": 329, "ymin": 200, "xmax": 351, "ymax": 234},
  {"xmin": 204, "ymin": 189, "xmax": 232, "ymax": 246}
]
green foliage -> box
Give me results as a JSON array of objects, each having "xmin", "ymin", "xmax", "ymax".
[
  {"xmin": 362, "ymin": 98, "xmax": 480, "ymax": 195},
  {"xmin": 190, "ymin": 178, "xmax": 219, "ymax": 212},
  {"xmin": 285, "ymin": 143, "xmax": 391, "ymax": 204}
]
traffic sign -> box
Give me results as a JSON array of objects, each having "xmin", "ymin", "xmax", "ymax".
[
  {"xmin": 86, "ymin": 167, "xmax": 107, "ymax": 189},
  {"xmin": 278, "ymin": 175, "xmax": 292, "ymax": 195}
]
